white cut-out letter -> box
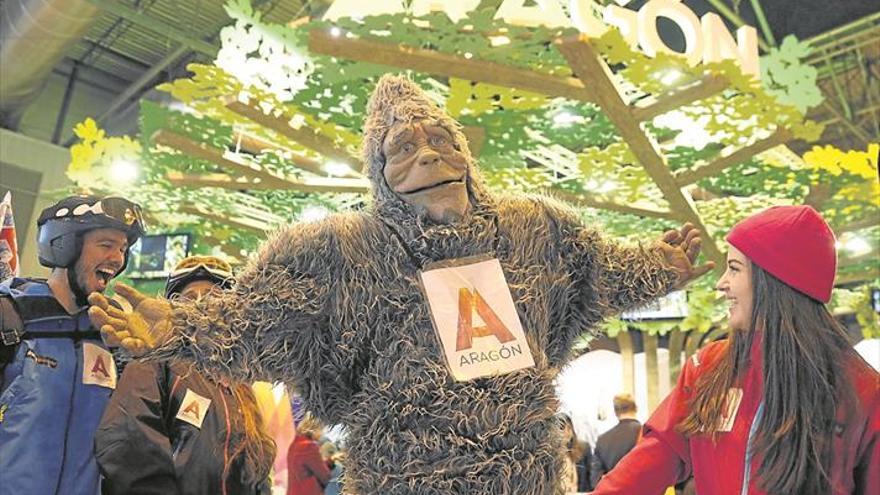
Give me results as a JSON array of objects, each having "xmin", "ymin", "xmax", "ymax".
[
  {"xmin": 411, "ymin": 0, "xmax": 482, "ymax": 23},
  {"xmin": 604, "ymin": 5, "xmax": 639, "ymax": 47},
  {"xmin": 637, "ymin": 0, "xmax": 703, "ymax": 65},
  {"xmin": 701, "ymin": 13, "xmax": 759, "ymax": 77},
  {"xmin": 322, "ymin": 0, "xmax": 406, "ymax": 21},
  {"xmin": 494, "ymin": 0, "xmax": 572, "ymax": 29},
  {"xmin": 569, "ymin": 0, "xmax": 608, "ymax": 36}
]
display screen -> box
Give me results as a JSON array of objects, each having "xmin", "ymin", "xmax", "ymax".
[
  {"xmin": 621, "ymin": 290, "xmax": 689, "ymax": 320},
  {"xmin": 125, "ymin": 233, "xmax": 192, "ymax": 279}
]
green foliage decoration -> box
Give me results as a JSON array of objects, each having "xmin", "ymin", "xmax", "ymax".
[{"xmin": 62, "ymin": 0, "xmax": 879, "ymax": 337}]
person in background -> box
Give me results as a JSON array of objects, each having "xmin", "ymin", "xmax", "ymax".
[
  {"xmin": 95, "ymin": 255, "xmax": 276, "ymax": 495},
  {"xmin": 557, "ymin": 413, "xmax": 584, "ymax": 493},
  {"xmin": 591, "ymin": 205, "xmax": 879, "ymax": 495},
  {"xmin": 288, "ymin": 415, "xmax": 331, "ymax": 495},
  {"xmin": 0, "ymin": 195, "xmax": 145, "ymax": 495},
  {"xmin": 589, "ymin": 394, "xmax": 641, "ymax": 488},
  {"xmin": 575, "ymin": 439, "xmax": 594, "ymax": 492},
  {"xmin": 319, "ymin": 441, "xmax": 344, "ymax": 495}
]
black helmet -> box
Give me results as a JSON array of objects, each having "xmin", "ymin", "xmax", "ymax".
[
  {"xmin": 37, "ymin": 195, "xmax": 146, "ymax": 271},
  {"xmin": 164, "ymin": 255, "xmax": 234, "ymax": 298}
]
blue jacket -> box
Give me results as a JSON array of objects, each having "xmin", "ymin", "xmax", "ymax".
[{"xmin": 0, "ymin": 278, "xmax": 116, "ymax": 495}]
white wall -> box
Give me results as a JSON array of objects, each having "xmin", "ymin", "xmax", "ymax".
[
  {"xmin": 556, "ymin": 348, "xmax": 673, "ymax": 445},
  {"xmin": 0, "ymin": 128, "xmax": 72, "ymax": 277}
]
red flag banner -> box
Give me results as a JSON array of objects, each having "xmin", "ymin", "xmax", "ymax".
[{"xmin": 0, "ymin": 191, "xmax": 19, "ymax": 278}]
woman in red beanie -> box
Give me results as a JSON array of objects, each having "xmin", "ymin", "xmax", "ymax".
[{"xmin": 591, "ymin": 205, "xmax": 879, "ymax": 495}]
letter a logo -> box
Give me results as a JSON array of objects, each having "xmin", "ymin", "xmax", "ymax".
[
  {"xmin": 456, "ymin": 287, "xmax": 516, "ymax": 351},
  {"xmin": 176, "ymin": 389, "xmax": 211, "ymax": 428},
  {"xmin": 182, "ymin": 400, "xmax": 200, "ymax": 418},
  {"xmin": 91, "ymin": 355, "xmax": 110, "ymax": 378},
  {"xmin": 82, "ymin": 342, "xmax": 117, "ymax": 389}
]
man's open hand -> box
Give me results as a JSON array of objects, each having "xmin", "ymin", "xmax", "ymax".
[{"xmin": 88, "ymin": 283, "xmax": 173, "ymax": 356}]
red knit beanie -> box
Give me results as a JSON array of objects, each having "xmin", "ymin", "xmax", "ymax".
[{"xmin": 726, "ymin": 205, "xmax": 837, "ymax": 303}]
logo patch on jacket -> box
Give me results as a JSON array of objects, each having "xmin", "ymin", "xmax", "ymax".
[
  {"xmin": 718, "ymin": 388, "xmax": 743, "ymax": 432},
  {"xmin": 176, "ymin": 389, "xmax": 211, "ymax": 428},
  {"xmin": 82, "ymin": 342, "xmax": 117, "ymax": 389}
]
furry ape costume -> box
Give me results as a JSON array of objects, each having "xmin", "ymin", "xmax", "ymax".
[{"xmin": 148, "ymin": 76, "xmax": 679, "ymax": 494}]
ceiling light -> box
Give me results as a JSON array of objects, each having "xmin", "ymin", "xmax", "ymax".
[
  {"xmin": 299, "ymin": 205, "xmax": 330, "ymax": 223},
  {"xmin": 657, "ymin": 69, "xmax": 683, "ymax": 86},
  {"xmin": 324, "ymin": 161, "xmax": 352, "ymax": 177},
  {"xmin": 843, "ymin": 235, "xmax": 872, "ymax": 257},
  {"xmin": 109, "ymin": 159, "xmax": 139, "ymax": 183}
]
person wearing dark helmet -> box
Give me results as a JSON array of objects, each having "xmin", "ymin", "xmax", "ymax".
[
  {"xmin": 95, "ymin": 255, "xmax": 276, "ymax": 495},
  {"xmin": 0, "ymin": 195, "xmax": 145, "ymax": 495},
  {"xmin": 591, "ymin": 205, "xmax": 880, "ymax": 495}
]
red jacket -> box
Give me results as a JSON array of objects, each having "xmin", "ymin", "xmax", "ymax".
[
  {"xmin": 286, "ymin": 435, "xmax": 330, "ymax": 495},
  {"xmin": 592, "ymin": 339, "xmax": 880, "ymax": 495}
]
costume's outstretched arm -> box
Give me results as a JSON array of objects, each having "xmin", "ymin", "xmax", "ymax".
[
  {"xmin": 542, "ymin": 197, "xmax": 678, "ymax": 325},
  {"xmin": 589, "ymin": 233, "xmax": 680, "ymax": 316},
  {"xmin": 145, "ymin": 222, "xmax": 336, "ymax": 386}
]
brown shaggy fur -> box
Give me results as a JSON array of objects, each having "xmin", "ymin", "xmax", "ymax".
[{"xmin": 147, "ymin": 75, "xmax": 677, "ymax": 494}]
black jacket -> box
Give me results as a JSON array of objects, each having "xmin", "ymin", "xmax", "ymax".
[
  {"xmin": 589, "ymin": 418, "xmax": 642, "ymax": 487},
  {"xmin": 95, "ymin": 361, "xmax": 270, "ymax": 495}
]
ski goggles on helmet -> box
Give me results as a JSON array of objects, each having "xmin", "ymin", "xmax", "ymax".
[
  {"xmin": 61, "ymin": 197, "xmax": 146, "ymax": 232},
  {"xmin": 165, "ymin": 258, "xmax": 234, "ymax": 298},
  {"xmin": 168, "ymin": 261, "xmax": 233, "ymax": 281}
]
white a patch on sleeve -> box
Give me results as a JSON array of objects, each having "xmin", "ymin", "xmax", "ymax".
[
  {"xmin": 718, "ymin": 388, "xmax": 744, "ymax": 432},
  {"xmin": 176, "ymin": 389, "xmax": 212, "ymax": 428},
  {"xmin": 82, "ymin": 342, "xmax": 117, "ymax": 389}
]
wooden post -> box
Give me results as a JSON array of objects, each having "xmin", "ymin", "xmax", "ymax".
[
  {"xmin": 617, "ymin": 329, "xmax": 635, "ymax": 396},
  {"xmin": 667, "ymin": 328, "xmax": 687, "ymax": 385},
  {"xmin": 644, "ymin": 332, "xmax": 660, "ymax": 411}
]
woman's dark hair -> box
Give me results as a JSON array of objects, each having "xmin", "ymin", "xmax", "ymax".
[
  {"xmin": 678, "ymin": 263, "xmax": 855, "ymax": 494},
  {"xmin": 226, "ymin": 384, "xmax": 277, "ymax": 486}
]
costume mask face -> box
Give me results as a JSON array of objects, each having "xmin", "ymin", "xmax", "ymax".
[{"xmin": 382, "ymin": 119, "xmax": 470, "ymax": 223}]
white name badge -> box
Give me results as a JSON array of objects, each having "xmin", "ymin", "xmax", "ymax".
[
  {"xmin": 718, "ymin": 388, "xmax": 744, "ymax": 432},
  {"xmin": 419, "ymin": 257, "xmax": 535, "ymax": 382},
  {"xmin": 82, "ymin": 342, "xmax": 117, "ymax": 389},
  {"xmin": 176, "ymin": 389, "xmax": 212, "ymax": 429}
]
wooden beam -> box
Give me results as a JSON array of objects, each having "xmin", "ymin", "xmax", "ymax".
[
  {"xmin": 233, "ymin": 130, "xmax": 366, "ymax": 179},
  {"xmin": 155, "ymin": 130, "xmax": 370, "ymax": 193},
  {"xmin": 308, "ymin": 29, "xmax": 595, "ymax": 103},
  {"xmin": 461, "ymin": 126, "xmax": 486, "ymax": 157},
  {"xmin": 837, "ymin": 217, "xmax": 880, "ymax": 234},
  {"xmin": 168, "ymin": 171, "xmax": 272, "ymax": 189},
  {"xmin": 822, "ymin": 99, "xmax": 871, "ymax": 146},
  {"xmin": 224, "ymin": 98, "xmax": 361, "ymax": 166},
  {"xmin": 803, "ymin": 183, "xmax": 833, "ymax": 209},
  {"xmin": 835, "ymin": 269, "xmax": 880, "ymax": 286},
  {"xmin": 632, "ymin": 75, "xmax": 728, "ymax": 122},
  {"xmin": 556, "ymin": 34, "xmax": 725, "ymax": 267},
  {"xmin": 552, "ymin": 190, "xmax": 676, "ymax": 220},
  {"xmin": 153, "ymin": 129, "xmax": 289, "ymax": 187},
  {"xmin": 674, "ymin": 128, "xmax": 792, "ymax": 186},
  {"xmin": 167, "ymin": 171, "xmax": 370, "ymax": 193},
  {"xmin": 179, "ymin": 205, "xmax": 273, "ymax": 234}
]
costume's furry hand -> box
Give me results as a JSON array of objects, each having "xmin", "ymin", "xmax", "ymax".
[
  {"xmin": 659, "ymin": 223, "xmax": 715, "ymax": 289},
  {"xmin": 88, "ymin": 283, "xmax": 173, "ymax": 356}
]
